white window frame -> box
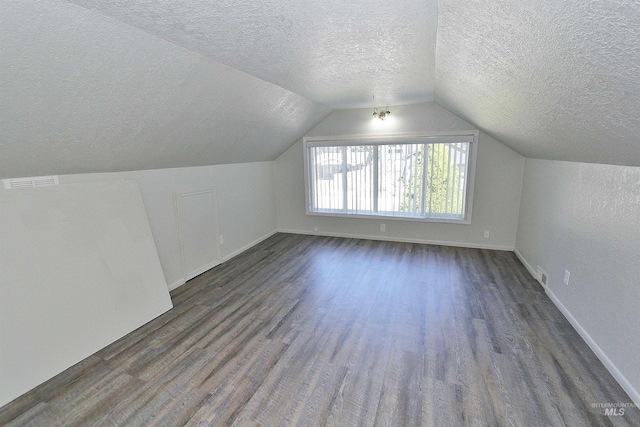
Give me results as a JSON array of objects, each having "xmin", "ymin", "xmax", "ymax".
[{"xmin": 303, "ymin": 131, "xmax": 479, "ymax": 224}]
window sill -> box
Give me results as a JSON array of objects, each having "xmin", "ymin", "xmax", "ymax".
[{"xmin": 305, "ymin": 210, "xmax": 472, "ymax": 225}]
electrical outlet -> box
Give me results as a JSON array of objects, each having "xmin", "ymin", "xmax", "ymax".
[
  {"xmin": 313, "ymin": 227, "xmax": 318, "ymax": 232},
  {"xmin": 484, "ymin": 230, "xmax": 490, "ymax": 238},
  {"xmin": 219, "ymin": 235, "xmax": 224, "ymax": 245},
  {"xmin": 564, "ymin": 270, "xmax": 570, "ymax": 285},
  {"xmin": 380, "ymin": 223, "xmax": 386, "ymax": 232}
]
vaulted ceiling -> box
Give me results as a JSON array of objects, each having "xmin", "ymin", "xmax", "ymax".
[
  {"xmin": 436, "ymin": 0, "xmax": 640, "ymax": 166},
  {"xmin": 1, "ymin": 0, "xmax": 639, "ymax": 179},
  {"xmin": 66, "ymin": 0, "xmax": 438, "ymax": 108}
]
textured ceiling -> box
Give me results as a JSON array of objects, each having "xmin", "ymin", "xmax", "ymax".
[
  {"xmin": 435, "ymin": 0, "xmax": 640, "ymax": 166},
  {"xmin": 0, "ymin": 1, "xmax": 331, "ymax": 179},
  {"xmin": 2, "ymin": 0, "xmax": 640, "ymax": 180},
  {"xmin": 66, "ymin": 0, "xmax": 438, "ymax": 109}
]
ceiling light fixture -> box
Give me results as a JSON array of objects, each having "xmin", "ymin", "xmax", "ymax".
[{"xmin": 373, "ymin": 106, "xmax": 391, "ymax": 120}]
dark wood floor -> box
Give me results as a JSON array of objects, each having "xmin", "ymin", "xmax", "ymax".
[{"xmin": 1, "ymin": 233, "xmax": 638, "ymax": 426}]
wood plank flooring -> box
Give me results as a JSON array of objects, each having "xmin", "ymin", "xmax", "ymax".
[{"xmin": 1, "ymin": 233, "xmax": 638, "ymax": 426}]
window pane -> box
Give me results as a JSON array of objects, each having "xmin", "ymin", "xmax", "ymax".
[
  {"xmin": 345, "ymin": 146, "xmax": 375, "ymax": 213},
  {"xmin": 311, "ymin": 146, "xmax": 345, "ymax": 212},
  {"xmin": 378, "ymin": 144, "xmax": 424, "ymax": 217},
  {"xmin": 425, "ymin": 142, "xmax": 468, "ymax": 218}
]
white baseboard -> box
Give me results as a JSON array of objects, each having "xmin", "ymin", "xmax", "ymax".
[
  {"xmin": 168, "ymin": 230, "xmax": 278, "ymax": 292},
  {"xmin": 218, "ymin": 230, "xmax": 278, "ymax": 264},
  {"xmin": 514, "ymin": 247, "xmax": 537, "ymax": 279},
  {"xmin": 167, "ymin": 279, "xmax": 185, "ymax": 292},
  {"xmin": 185, "ymin": 260, "xmax": 219, "ymax": 282},
  {"xmin": 515, "ymin": 249, "xmax": 639, "ymax": 406},
  {"xmin": 546, "ymin": 288, "xmax": 640, "ymax": 406},
  {"xmin": 277, "ymin": 228, "xmax": 514, "ymax": 251}
]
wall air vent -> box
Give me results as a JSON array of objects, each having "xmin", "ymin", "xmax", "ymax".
[
  {"xmin": 3, "ymin": 175, "xmax": 59, "ymax": 189},
  {"xmin": 536, "ymin": 266, "xmax": 548, "ymax": 287}
]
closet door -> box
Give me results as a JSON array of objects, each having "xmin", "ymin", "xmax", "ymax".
[{"xmin": 177, "ymin": 190, "xmax": 220, "ymax": 280}]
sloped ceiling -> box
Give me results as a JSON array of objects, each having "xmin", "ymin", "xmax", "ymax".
[
  {"xmin": 1, "ymin": 0, "xmax": 437, "ymax": 180},
  {"xmin": 0, "ymin": 0, "xmax": 333, "ymax": 179},
  {"xmin": 65, "ymin": 0, "xmax": 437, "ymax": 108},
  {"xmin": 436, "ymin": 0, "xmax": 640, "ymax": 167},
  {"xmin": 2, "ymin": 0, "xmax": 639, "ymax": 180}
]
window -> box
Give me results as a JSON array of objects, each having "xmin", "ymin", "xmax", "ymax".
[{"xmin": 304, "ymin": 133, "xmax": 477, "ymax": 223}]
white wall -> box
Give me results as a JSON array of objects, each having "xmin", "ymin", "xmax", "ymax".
[
  {"xmin": 515, "ymin": 158, "xmax": 640, "ymax": 405},
  {"xmin": 275, "ymin": 103, "xmax": 524, "ymax": 250},
  {"xmin": 61, "ymin": 162, "xmax": 277, "ymax": 289}
]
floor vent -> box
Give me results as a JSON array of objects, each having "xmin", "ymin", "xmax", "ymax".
[
  {"xmin": 536, "ymin": 266, "xmax": 548, "ymax": 287},
  {"xmin": 3, "ymin": 175, "xmax": 59, "ymax": 189}
]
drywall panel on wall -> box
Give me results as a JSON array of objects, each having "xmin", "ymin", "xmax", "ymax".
[
  {"xmin": 177, "ymin": 190, "xmax": 220, "ymax": 280},
  {"xmin": 0, "ymin": 180, "xmax": 173, "ymax": 407}
]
